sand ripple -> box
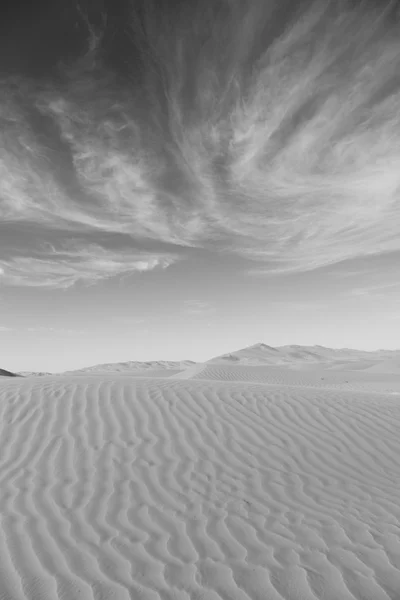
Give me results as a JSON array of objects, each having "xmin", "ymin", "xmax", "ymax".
[{"xmin": 0, "ymin": 375, "xmax": 400, "ymax": 599}]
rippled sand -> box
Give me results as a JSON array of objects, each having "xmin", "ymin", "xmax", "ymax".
[{"xmin": 1, "ymin": 367, "xmax": 400, "ymax": 599}]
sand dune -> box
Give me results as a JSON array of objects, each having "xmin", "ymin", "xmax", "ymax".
[
  {"xmin": 15, "ymin": 362, "xmax": 197, "ymax": 380},
  {"xmin": 362, "ymin": 359, "xmax": 400, "ymax": 375},
  {"xmin": 16, "ymin": 343, "xmax": 400, "ymax": 379},
  {"xmin": 208, "ymin": 343, "xmax": 400, "ymax": 373},
  {"xmin": 17, "ymin": 372, "xmax": 53, "ymax": 378},
  {"xmin": 192, "ymin": 363, "xmax": 400, "ymax": 394},
  {"xmin": 0, "ymin": 368, "xmax": 19, "ymax": 377},
  {"xmin": 65, "ymin": 361, "xmax": 196, "ymax": 376},
  {"xmin": 1, "ymin": 369, "xmax": 400, "ymax": 600}
]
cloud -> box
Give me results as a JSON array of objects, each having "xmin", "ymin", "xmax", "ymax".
[
  {"xmin": 347, "ymin": 282, "xmax": 400, "ymax": 299},
  {"xmin": 26, "ymin": 327, "xmax": 85, "ymax": 335},
  {"xmin": 266, "ymin": 299, "xmax": 327, "ymax": 312},
  {"xmin": 0, "ymin": 241, "xmax": 179, "ymax": 288},
  {"xmin": 107, "ymin": 317, "xmax": 146, "ymax": 325},
  {"xmin": 183, "ymin": 300, "xmax": 216, "ymax": 316},
  {"xmin": 386, "ymin": 312, "xmax": 400, "ymax": 321},
  {"xmin": 2, "ymin": 0, "xmax": 400, "ymax": 278}
]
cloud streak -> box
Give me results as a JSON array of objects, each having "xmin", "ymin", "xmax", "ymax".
[
  {"xmin": 0, "ymin": 241, "xmax": 179, "ymax": 288},
  {"xmin": 2, "ymin": 0, "xmax": 400, "ymax": 283},
  {"xmin": 26, "ymin": 327, "xmax": 85, "ymax": 335},
  {"xmin": 183, "ymin": 300, "xmax": 216, "ymax": 316},
  {"xmin": 347, "ymin": 282, "xmax": 400, "ymax": 299}
]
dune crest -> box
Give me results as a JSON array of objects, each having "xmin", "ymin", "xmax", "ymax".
[
  {"xmin": 16, "ymin": 344, "xmax": 400, "ymax": 379},
  {"xmin": 207, "ymin": 343, "xmax": 400, "ymax": 372},
  {"xmin": 0, "ymin": 368, "xmax": 19, "ymax": 377}
]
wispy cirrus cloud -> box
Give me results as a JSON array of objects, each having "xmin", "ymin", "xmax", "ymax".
[
  {"xmin": 26, "ymin": 327, "xmax": 85, "ymax": 335},
  {"xmin": 266, "ymin": 299, "xmax": 327, "ymax": 312},
  {"xmin": 0, "ymin": 241, "xmax": 179, "ymax": 288},
  {"xmin": 2, "ymin": 0, "xmax": 400, "ymax": 282},
  {"xmin": 183, "ymin": 300, "xmax": 216, "ymax": 316},
  {"xmin": 347, "ymin": 282, "xmax": 400, "ymax": 299},
  {"xmin": 107, "ymin": 316, "xmax": 146, "ymax": 326}
]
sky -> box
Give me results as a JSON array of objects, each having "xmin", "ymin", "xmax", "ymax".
[{"xmin": 2, "ymin": 0, "xmax": 400, "ymax": 372}]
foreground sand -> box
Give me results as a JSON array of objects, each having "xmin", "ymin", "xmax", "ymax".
[{"xmin": 1, "ymin": 368, "xmax": 400, "ymax": 599}]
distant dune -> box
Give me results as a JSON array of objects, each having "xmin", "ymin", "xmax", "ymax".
[
  {"xmin": 0, "ymin": 368, "xmax": 19, "ymax": 377},
  {"xmin": 64, "ymin": 360, "xmax": 197, "ymax": 376},
  {"xmin": 208, "ymin": 343, "xmax": 400, "ymax": 373},
  {"xmin": 192, "ymin": 362, "xmax": 400, "ymax": 394},
  {"xmin": 0, "ymin": 367, "xmax": 399, "ymax": 599},
  {"xmin": 16, "ymin": 344, "xmax": 400, "ymax": 378},
  {"xmin": 17, "ymin": 371, "xmax": 53, "ymax": 377}
]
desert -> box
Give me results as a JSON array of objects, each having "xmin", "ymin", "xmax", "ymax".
[
  {"xmin": 2, "ymin": 0, "xmax": 400, "ymax": 597},
  {"xmin": 1, "ymin": 345, "xmax": 400, "ymax": 599}
]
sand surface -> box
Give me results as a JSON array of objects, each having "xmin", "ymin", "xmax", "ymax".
[{"xmin": 1, "ymin": 367, "xmax": 400, "ymax": 599}]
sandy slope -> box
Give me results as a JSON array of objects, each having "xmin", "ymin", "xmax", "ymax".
[
  {"xmin": 0, "ymin": 369, "xmax": 19, "ymax": 378},
  {"xmin": 192, "ymin": 364, "xmax": 400, "ymax": 394},
  {"xmin": 15, "ymin": 363, "xmax": 196, "ymax": 379},
  {"xmin": 65, "ymin": 361, "xmax": 196, "ymax": 376},
  {"xmin": 208, "ymin": 344, "xmax": 400, "ymax": 374},
  {"xmin": 1, "ymin": 372, "xmax": 400, "ymax": 600}
]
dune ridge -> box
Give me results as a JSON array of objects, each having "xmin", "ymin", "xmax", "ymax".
[
  {"xmin": 192, "ymin": 363, "xmax": 400, "ymax": 395},
  {"xmin": 207, "ymin": 343, "xmax": 400, "ymax": 372},
  {"xmin": 1, "ymin": 372, "xmax": 400, "ymax": 599},
  {"xmin": 64, "ymin": 361, "xmax": 196, "ymax": 376},
  {"xmin": 15, "ymin": 343, "xmax": 400, "ymax": 379},
  {"xmin": 0, "ymin": 368, "xmax": 19, "ymax": 378}
]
